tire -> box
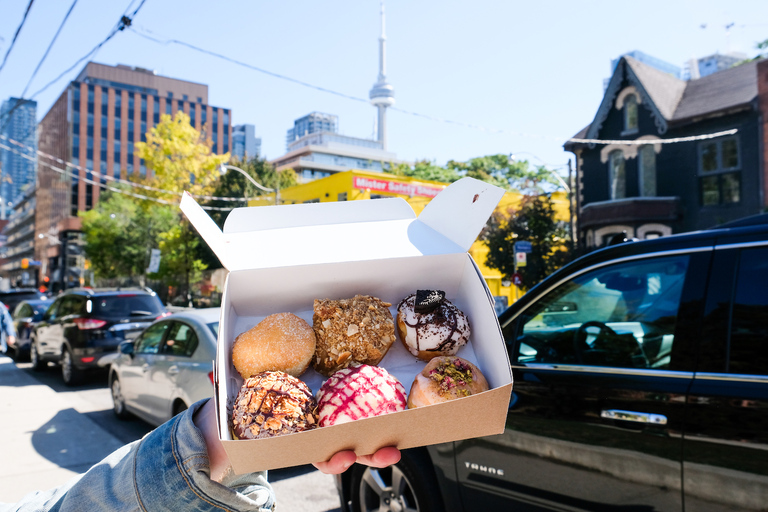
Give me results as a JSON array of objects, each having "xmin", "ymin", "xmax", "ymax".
[
  {"xmin": 30, "ymin": 341, "xmax": 45, "ymax": 371},
  {"xmin": 349, "ymin": 449, "xmax": 444, "ymax": 512},
  {"xmin": 172, "ymin": 401, "xmax": 189, "ymax": 418},
  {"xmin": 110, "ymin": 375, "xmax": 132, "ymax": 420},
  {"xmin": 61, "ymin": 348, "xmax": 82, "ymax": 386}
]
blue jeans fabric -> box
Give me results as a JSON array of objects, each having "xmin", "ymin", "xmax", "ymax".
[{"xmin": 1, "ymin": 399, "xmax": 275, "ymax": 512}]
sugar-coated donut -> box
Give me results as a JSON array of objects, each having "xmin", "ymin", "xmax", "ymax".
[
  {"xmin": 232, "ymin": 371, "xmax": 317, "ymax": 439},
  {"xmin": 233, "ymin": 312, "xmax": 316, "ymax": 378},
  {"xmin": 397, "ymin": 290, "xmax": 471, "ymax": 361},
  {"xmin": 312, "ymin": 295, "xmax": 396, "ymax": 377},
  {"xmin": 316, "ymin": 364, "xmax": 407, "ymax": 427},
  {"xmin": 407, "ymin": 356, "xmax": 488, "ymax": 409}
]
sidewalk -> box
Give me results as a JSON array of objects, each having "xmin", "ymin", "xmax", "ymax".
[{"xmin": 0, "ymin": 357, "xmax": 125, "ymax": 503}]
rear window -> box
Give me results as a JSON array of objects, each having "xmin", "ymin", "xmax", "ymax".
[
  {"xmin": 1, "ymin": 292, "xmax": 44, "ymax": 309},
  {"xmin": 90, "ymin": 294, "xmax": 166, "ymax": 318}
]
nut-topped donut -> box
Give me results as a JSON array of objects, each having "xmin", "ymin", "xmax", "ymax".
[{"xmin": 396, "ymin": 290, "xmax": 471, "ymax": 361}]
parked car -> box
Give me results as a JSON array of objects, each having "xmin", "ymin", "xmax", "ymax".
[
  {"xmin": 108, "ymin": 308, "xmax": 220, "ymax": 426},
  {"xmin": 7, "ymin": 298, "xmax": 54, "ymax": 360},
  {"xmin": 0, "ymin": 288, "xmax": 48, "ymax": 313},
  {"xmin": 30, "ymin": 288, "xmax": 168, "ymax": 385},
  {"xmin": 336, "ymin": 215, "xmax": 768, "ymax": 512}
]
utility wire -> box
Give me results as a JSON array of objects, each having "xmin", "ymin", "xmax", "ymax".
[
  {"xmin": 19, "ymin": 0, "xmax": 80, "ymax": 100},
  {"xmin": 0, "ymin": 0, "xmax": 35, "ymax": 77},
  {"xmin": 129, "ymin": 25, "xmax": 742, "ymax": 147}
]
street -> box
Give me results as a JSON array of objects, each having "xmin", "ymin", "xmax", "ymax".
[{"xmin": 0, "ymin": 355, "xmax": 342, "ymax": 511}]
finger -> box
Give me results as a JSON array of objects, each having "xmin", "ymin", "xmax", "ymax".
[
  {"xmin": 356, "ymin": 446, "xmax": 401, "ymax": 468},
  {"xmin": 312, "ymin": 450, "xmax": 357, "ymax": 475}
]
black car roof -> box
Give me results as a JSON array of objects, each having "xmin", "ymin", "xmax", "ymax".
[{"xmin": 499, "ymin": 219, "xmax": 768, "ymax": 323}]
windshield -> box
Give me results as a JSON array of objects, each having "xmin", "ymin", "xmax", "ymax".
[
  {"xmin": 91, "ymin": 295, "xmax": 166, "ymax": 318},
  {"xmin": 207, "ymin": 322, "xmax": 219, "ymax": 337}
]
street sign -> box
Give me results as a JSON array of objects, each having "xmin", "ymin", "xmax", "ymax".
[
  {"xmin": 512, "ymin": 272, "xmax": 523, "ymax": 287},
  {"xmin": 147, "ymin": 249, "xmax": 161, "ymax": 274},
  {"xmin": 514, "ymin": 241, "xmax": 532, "ymax": 253},
  {"xmin": 515, "ymin": 252, "xmax": 527, "ymax": 267}
]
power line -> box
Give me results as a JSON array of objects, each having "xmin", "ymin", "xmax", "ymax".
[
  {"xmin": 0, "ymin": 0, "xmax": 35, "ymax": 77},
  {"xmin": 19, "ymin": 0, "xmax": 80, "ymax": 100},
  {"xmin": 129, "ymin": 25, "xmax": 742, "ymax": 147}
]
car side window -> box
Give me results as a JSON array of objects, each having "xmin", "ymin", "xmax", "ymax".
[
  {"xmin": 44, "ymin": 300, "xmax": 62, "ymax": 321},
  {"xmin": 59, "ymin": 296, "xmax": 83, "ymax": 317},
  {"xmin": 516, "ymin": 255, "xmax": 689, "ymax": 369},
  {"xmin": 135, "ymin": 322, "xmax": 170, "ymax": 355},
  {"xmin": 163, "ymin": 322, "xmax": 199, "ymax": 357},
  {"xmin": 728, "ymin": 246, "xmax": 768, "ymax": 376}
]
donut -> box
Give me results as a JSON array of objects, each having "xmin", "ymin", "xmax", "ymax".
[
  {"xmin": 407, "ymin": 356, "xmax": 489, "ymax": 409},
  {"xmin": 396, "ymin": 290, "xmax": 471, "ymax": 361},
  {"xmin": 312, "ymin": 295, "xmax": 396, "ymax": 377},
  {"xmin": 232, "ymin": 313, "xmax": 316, "ymax": 378},
  {"xmin": 232, "ymin": 371, "xmax": 318, "ymax": 439},
  {"xmin": 316, "ymin": 364, "xmax": 407, "ymax": 427}
]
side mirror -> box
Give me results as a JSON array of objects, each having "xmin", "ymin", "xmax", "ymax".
[{"xmin": 119, "ymin": 341, "xmax": 135, "ymax": 356}]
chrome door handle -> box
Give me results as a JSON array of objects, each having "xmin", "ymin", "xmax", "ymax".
[
  {"xmin": 167, "ymin": 365, "xmax": 179, "ymax": 376},
  {"xmin": 601, "ymin": 409, "xmax": 667, "ymax": 425},
  {"xmin": 141, "ymin": 364, "xmax": 150, "ymax": 373}
]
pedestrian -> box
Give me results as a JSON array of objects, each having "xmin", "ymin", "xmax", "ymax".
[
  {"xmin": 0, "ymin": 397, "xmax": 400, "ymax": 511},
  {"xmin": 0, "ymin": 301, "xmax": 16, "ymax": 355}
]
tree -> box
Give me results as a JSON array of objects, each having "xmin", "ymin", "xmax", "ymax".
[
  {"xmin": 133, "ymin": 112, "xmax": 230, "ymax": 303},
  {"xmin": 483, "ymin": 194, "xmax": 571, "ymax": 291},
  {"xmin": 80, "ymin": 187, "xmax": 175, "ymax": 282}
]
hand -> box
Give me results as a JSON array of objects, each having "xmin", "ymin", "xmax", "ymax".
[
  {"xmin": 313, "ymin": 446, "xmax": 401, "ymax": 475},
  {"xmin": 7, "ymin": 335, "xmax": 14, "ymax": 346}
]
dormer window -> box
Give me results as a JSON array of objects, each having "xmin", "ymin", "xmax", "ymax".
[{"xmin": 624, "ymin": 94, "xmax": 638, "ymax": 133}]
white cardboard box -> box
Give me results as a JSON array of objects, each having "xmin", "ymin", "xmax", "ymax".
[{"xmin": 181, "ymin": 177, "xmax": 514, "ymax": 474}]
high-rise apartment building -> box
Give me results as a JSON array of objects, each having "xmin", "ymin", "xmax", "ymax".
[
  {"xmin": 0, "ymin": 97, "xmax": 37, "ymax": 210},
  {"xmin": 286, "ymin": 112, "xmax": 338, "ymax": 150},
  {"xmin": 35, "ymin": 62, "xmax": 232, "ymax": 284},
  {"xmin": 232, "ymin": 124, "xmax": 261, "ymax": 160}
]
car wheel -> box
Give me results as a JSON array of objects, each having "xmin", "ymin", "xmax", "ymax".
[
  {"xmin": 111, "ymin": 376, "xmax": 132, "ymax": 420},
  {"xmin": 172, "ymin": 401, "xmax": 188, "ymax": 417},
  {"xmin": 30, "ymin": 342, "xmax": 45, "ymax": 371},
  {"xmin": 349, "ymin": 449, "xmax": 444, "ymax": 512},
  {"xmin": 61, "ymin": 348, "xmax": 82, "ymax": 386}
]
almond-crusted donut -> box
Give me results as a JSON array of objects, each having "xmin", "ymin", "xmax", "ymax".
[
  {"xmin": 407, "ymin": 356, "xmax": 488, "ymax": 408},
  {"xmin": 233, "ymin": 313, "xmax": 316, "ymax": 378}
]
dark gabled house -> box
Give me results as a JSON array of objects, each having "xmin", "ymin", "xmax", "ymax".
[{"xmin": 565, "ymin": 56, "xmax": 768, "ymax": 249}]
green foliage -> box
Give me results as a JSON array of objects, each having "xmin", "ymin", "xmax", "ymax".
[
  {"xmin": 483, "ymin": 194, "xmax": 572, "ymax": 291},
  {"xmin": 80, "ymin": 187, "xmax": 175, "ymax": 280},
  {"xmin": 389, "ymin": 159, "xmax": 462, "ymax": 183}
]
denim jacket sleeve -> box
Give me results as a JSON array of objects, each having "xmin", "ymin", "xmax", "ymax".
[{"xmin": 1, "ymin": 399, "xmax": 275, "ymax": 512}]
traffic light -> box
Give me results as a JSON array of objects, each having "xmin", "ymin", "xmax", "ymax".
[{"xmin": 21, "ymin": 258, "xmax": 28, "ymax": 269}]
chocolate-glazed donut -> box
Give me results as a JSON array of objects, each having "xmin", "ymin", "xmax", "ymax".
[
  {"xmin": 232, "ymin": 371, "xmax": 317, "ymax": 439},
  {"xmin": 396, "ymin": 290, "xmax": 471, "ymax": 361}
]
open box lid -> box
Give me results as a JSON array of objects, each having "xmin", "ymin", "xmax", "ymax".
[{"xmin": 180, "ymin": 177, "xmax": 504, "ymax": 272}]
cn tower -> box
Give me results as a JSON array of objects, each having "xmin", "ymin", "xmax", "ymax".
[{"xmin": 369, "ymin": 0, "xmax": 395, "ymax": 150}]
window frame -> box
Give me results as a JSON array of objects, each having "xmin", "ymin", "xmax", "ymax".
[{"xmin": 698, "ymin": 136, "xmax": 741, "ymax": 206}]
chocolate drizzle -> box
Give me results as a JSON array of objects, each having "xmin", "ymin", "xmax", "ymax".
[
  {"xmin": 415, "ymin": 290, "xmax": 445, "ymax": 313},
  {"xmin": 399, "ymin": 293, "xmax": 470, "ymax": 354}
]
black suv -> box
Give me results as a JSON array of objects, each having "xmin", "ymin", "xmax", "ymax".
[
  {"xmin": 30, "ymin": 289, "xmax": 168, "ymax": 385},
  {"xmin": 337, "ymin": 216, "xmax": 768, "ymax": 512},
  {"xmin": 0, "ymin": 288, "xmax": 48, "ymax": 313}
]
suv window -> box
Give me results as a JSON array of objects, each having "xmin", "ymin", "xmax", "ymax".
[
  {"xmin": 729, "ymin": 246, "xmax": 768, "ymax": 375},
  {"xmin": 91, "ymin": 294, "xmax": 165, "ymax": 318},
  {"xmin": 517, "ymin": 255, "xmax": 689, "ymax": 369},
  {"xmin": 135, "ymin": 322, "xmax": 170, "ymax": 354},
  {"xmin": 164, "ymin": 322, "xmax": 199, "ymax": 357},
  {"xmin": 59, "ymin": 296, "xmax": 84, "ymax": 316}
]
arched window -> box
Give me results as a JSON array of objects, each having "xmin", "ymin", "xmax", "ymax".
[
  {"xmin": 639, "ymin": 145, "xmax": 656, "ymax": 196},
  {"xmin": 624, "ymin": 94, "xmax": 638, "ymax": 133},
  {"xmin": 609, "ymin": 150, "xmax": 626, "ymax": 199}
]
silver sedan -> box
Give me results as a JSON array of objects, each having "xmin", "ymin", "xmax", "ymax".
[{"xmin": 109, "ymin": 307, "xmax": 220, "ymax": 426}]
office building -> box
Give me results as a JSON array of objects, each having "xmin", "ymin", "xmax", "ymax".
[
  {"xmin": 286, "ymin": 112, "xmax": 338, "ymax": 150},
  {"xmin": 0, "ymin": 187, "xmax": 37, "ymax": 286},
  {"xmin": 233, "ymin": 124, "xmax": 261, "ymax": 159},
  {"xmin": 0, "ymin": 97, "xmax": 37, "ymax": 210},
  {"xmin": 35, "ymin": 62, "xmax": 232, "ymax": 285}
]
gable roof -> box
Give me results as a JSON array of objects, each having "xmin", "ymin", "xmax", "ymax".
[
  {"xmin": 672, "ymin": 59, "xmax": 758, "ymax": 122},
  {"xmin": 574, "ymin": 56, "xmax": 762, "ymax": 146}
]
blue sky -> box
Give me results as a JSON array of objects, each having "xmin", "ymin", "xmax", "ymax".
[{"xmin": 1, "ymin": 0, "xmax": 766, "ymax": 178}]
